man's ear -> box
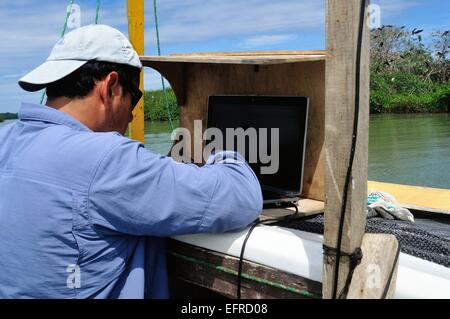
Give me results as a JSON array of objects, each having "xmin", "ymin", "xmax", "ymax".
[
  {"xmin": 106, "ymin": 71, "xmax": 121, "ymax": 96},
  {"xmin": 100, "ymin": 71, "xmax": 120, "ymax": 104}
]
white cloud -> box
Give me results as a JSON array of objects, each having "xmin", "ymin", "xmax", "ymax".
[
  {"xmin": 241, "ymin": 34, "xmax": 296, "ymax": 49},
  {"xmin": 373, "ymin": 0, "xmax": 422, "ymax": 18},
  {"xmin": 3, "ymin": 0, "xmax": 446, "ymax": 110},
  {"xmin": 144, "ymin": 69, "xmax": 171, "ymax": 90},
  {"xmin": 144, "ymin": 0, "xmax": 325, "ymax": 45},
  {"xmin": 0, "ymin": 1, "xmax": 126, "ymax": 60},
  {"xmin": 0, "ymin": 0, "xmax": 127, "ymax": 112}
]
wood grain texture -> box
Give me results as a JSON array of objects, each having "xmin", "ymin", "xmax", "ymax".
[
  {"xmin": 143, "ymin": 61, "xmax": 186, "ymax": 105},
  {"xmin": 141, "ymin": 54, "xmax": 326, "ymax": 65},
  {"xmin": 260, "ymin": 198, "xmax": 325, "ymax": 221},
  {"xmin": 368, "ymin": 181, "xmax": 450, "ymax": 214},
  {"xmin": 127, "ymin": 0, "xmax": 145, "ymax": 143},
  {"xmin": 167, "ymin": 239, "xmax": 322, "ymax": 299},
  {"xmin": 185, "ymin": 62, "xmax": 326, "ymax": 200},
  {"xmin": 323, "ymin": 0, "xmax": 370, "ymax": 298},
  {"xmin": 347, "ymin": 234, "xmax": 399, "ymax": 299},
  {"xmin": 170, "ymin": 50, "xmax": 327, "ymax": 57},
  {"xmin": 141, "ymin": 59, "xmax": 326, "ymax": 200}
]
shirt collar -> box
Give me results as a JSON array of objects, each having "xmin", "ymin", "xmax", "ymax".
[{"xmin": 18, "ymin": 102, "xmax": 92, "ymax": 132}]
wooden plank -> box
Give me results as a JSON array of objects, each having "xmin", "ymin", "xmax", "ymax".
[
  {"xmin": 368, "ymin": 181, "xmax": 450, "ymax": 214},
  {"xmin": 142, "ymin": 59, "xmax": 326, "ymax": 200},
  {"xmin": 180, "ymin": 61, "xmax": 326, "ymax": 200},
  {"xmin": 347, "ymin": 234, "xmax": 399, "ymax": 299},
  {"xmin": 402, "ymin": 204, "xmax": 450, "ymax": 217},
  {"xmin": 170, "ymin": 50, "xmax": 327, "ymax": 57},
  {"xmin": 127, "ymin": 0, "xmax": 145, "ymax": 143},
  {"xmin": 261, "ymin": 198, "xmax": 324, "ymax": 221},
  {"xmin": 167, "ymin": 239, "xmax": 322, "ymax": 299},
  {"xmin": 143, "ymin": 61, "xmax": 186, "ymax": 106},
  {"xmin": 140, "ymin": 54, "xmax": 326, "ymax": 65},
  {"xmin": 323, "ymin": 0, "xmax": 370, "ymax": 298}
]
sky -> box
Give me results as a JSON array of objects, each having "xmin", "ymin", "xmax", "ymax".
[{"xmin": 0, "ymin": 0, "xmax": 449, "ymax": 113}]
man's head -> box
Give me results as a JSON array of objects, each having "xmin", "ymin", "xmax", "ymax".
[{"xmin": 19, "ymin": 24, "xmax": 142, "ymax": 135}]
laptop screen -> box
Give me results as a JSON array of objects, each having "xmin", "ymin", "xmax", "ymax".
[{"xmin": 207, "ymin": 95, "xmax": 309, "ymax": 199}]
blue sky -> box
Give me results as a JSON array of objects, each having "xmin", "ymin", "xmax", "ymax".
[{"xmin": 0, "ymin": 0, "xmax": 449, "ymax": 113}]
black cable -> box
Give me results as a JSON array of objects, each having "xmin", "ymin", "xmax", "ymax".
[
  {"xmin": 331, "ymin": 0, "xmax": 367, "ymax": 299},
  {"xmin": 236, "ymin": 202, "xmax": 299, "ymax": 299},
  {"xmin": 236, "ymin": 219, "xmax": 267, "ymax": 299},
  {"xmin": 382, "ymin": 242, "xmax": 401, "ymax": 298}
]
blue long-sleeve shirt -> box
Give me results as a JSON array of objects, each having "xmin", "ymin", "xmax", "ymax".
[{"xmin": 0, "ymin": 103, "xmax": 262, "ymax": 298}]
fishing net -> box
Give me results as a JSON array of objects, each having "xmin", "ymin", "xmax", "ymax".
[{"xmin": 274, "ymin": 214, "xmax": 450, "ymax": 268}]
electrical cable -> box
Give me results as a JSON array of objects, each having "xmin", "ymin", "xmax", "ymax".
[
  {"xmin": 330, "ymin": 0, "xmax": 367, "ymax": 299},
  {"xmin": 236, "ymin": 202, "xmax": 301, "ymax": 299}
]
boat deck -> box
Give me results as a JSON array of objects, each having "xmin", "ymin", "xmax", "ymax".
[{"xmin": 368, "ymin": 181, "xmax": 450, "ymax": 215}]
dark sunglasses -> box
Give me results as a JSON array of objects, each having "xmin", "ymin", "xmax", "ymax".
[{"xmin": 124, "ymin": 82, "xmax": 143, "ymax": 111}]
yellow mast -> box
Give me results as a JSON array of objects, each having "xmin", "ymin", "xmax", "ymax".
[{"xmin": 127, "ymin": 0, "xmax": 145, "ymax": 143}]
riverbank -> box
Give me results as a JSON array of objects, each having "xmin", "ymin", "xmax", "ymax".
[
  {"xmin": 370, "ymin": 82, "xmax": 450, "ymax": 114},
  {"xmin": 142, "ymin": 113, "xmax": 450, "ymax": 190},
  {"xmin": 143, "ymin": 86, "xmax": 450, "ymax": 121},
  {"xmin": 370, "ymin": 26, "xmax": 450, "ymax": 114},
  {"xmin": 0, "ymin": 112, "xmax": 18, "ymax": 123},
  {"xmin": 143, "ymin": 89, "xmax": 179, "ymax": 122}
]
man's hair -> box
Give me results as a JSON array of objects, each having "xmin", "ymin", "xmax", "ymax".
[{"xmin": 45, "ymin": 61, "xmax": 140, "ymax": 100}]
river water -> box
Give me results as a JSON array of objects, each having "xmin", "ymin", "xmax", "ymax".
[
  {"xmin": 369, "ymin": 113, "xmax": 449, "ymax": 189},
  {"xmin": 1, "ymin": 113, "xmax": 449, "ymax": 189}
]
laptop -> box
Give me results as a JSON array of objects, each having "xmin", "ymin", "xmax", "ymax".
[{"xmin": 206, "ymin": 95, "xmax": 309, "ymax": 206}]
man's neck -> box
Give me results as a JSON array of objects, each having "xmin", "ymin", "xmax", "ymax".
[{"xmin": 46, "ymin": 97, "xmax": 102, "ymax": 132}]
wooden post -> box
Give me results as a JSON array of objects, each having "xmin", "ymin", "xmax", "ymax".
[
  {"xmin": 347, "ymin": 234, "xmax": 399, "ymax": 299},
  {"xmin": 323, "ymin": 0, "xmax": 370, "ymax": 298},
  {"xmin": 127, "ymin": 0, "xmax": 145, "ymax": 143}
]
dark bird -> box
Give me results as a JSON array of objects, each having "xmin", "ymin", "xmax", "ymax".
[{"xmin": 412, "ymin": 28, "xmax": 423, "ymax": 35}]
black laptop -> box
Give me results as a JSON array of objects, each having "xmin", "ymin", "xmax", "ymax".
[{"xmin": 206, "ymin": 95, "xmax": 309, "ymax": 206}]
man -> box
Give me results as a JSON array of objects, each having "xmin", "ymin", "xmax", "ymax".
[{"xmin": 0, "ymin": 25, "xmax": 262, "ymax": 298}]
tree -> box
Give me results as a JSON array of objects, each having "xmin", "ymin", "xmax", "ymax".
[
  {"xmin": 430, "ymin": 30, "xmax": 450, "ymax": 82},
  {"xmin": 370, "ymin": 25, "xmax": 449, "ymax": 113}
]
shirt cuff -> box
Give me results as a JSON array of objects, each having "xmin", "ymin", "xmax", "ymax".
[{"xmin": 205, "ymin": 151, "xmax": 245, "ymax": 165}]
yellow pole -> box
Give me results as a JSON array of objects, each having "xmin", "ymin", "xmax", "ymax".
[{"xmin": 127, "ymin": 0, "xmax": 145, "ymax": 143}]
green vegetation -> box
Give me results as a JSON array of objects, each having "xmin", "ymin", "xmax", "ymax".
[
  {"xmin": 143, "ymin": 89, "xmax": 179, "ymax": 121},
  {"xmin": 143, "ymin": 26, "xmax": 449, "ymax": 120},
  {"xmin": 371, "ymin": 26, "xmax": 449, "ymax": 113},
  {"xmin": 0, "ymin": 112, "xmax": 18, "ymax": 122}
]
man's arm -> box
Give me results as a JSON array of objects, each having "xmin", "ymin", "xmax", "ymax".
[{"xmin": 88, "ymin": 139, "xmax": 262, "ymax": 236}]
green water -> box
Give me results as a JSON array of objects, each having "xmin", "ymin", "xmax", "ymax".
[
  {"xmin": 0, "ymin": 120, "xmax": 15, "ymax": 128},
  {"xmin": 369, "ymin": 113, "xmax": 450, "ymax": 189},
  {"xmin": 143, "ymin": 115, "xmax": 450, "ymax": 190},
  {"xmin": 143, "ymin": 120, "xmax": 179, "ymax": 155},
  {"xmin": 2, "ymin": 116, "xmax": 449, "ymax": 189}
]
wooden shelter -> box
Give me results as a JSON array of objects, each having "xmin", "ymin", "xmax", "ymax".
[{"xmin": 127, "ymin": 0, "xmax": 400, "ymax": 299}]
